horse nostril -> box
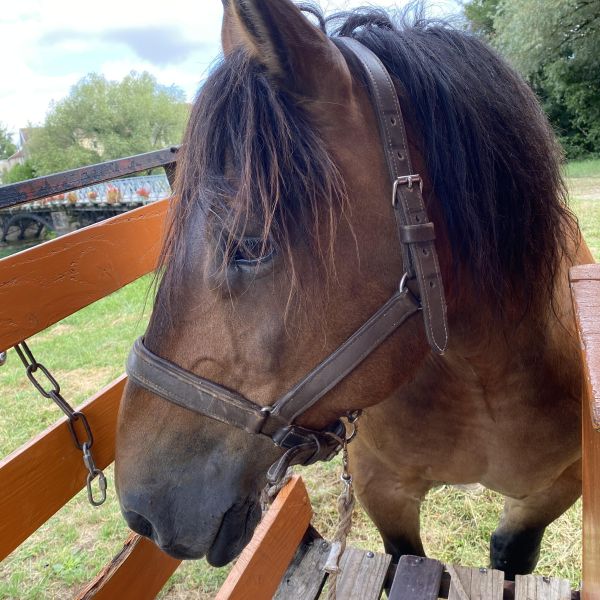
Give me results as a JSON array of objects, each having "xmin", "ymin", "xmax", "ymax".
[{"xmin": 123, "ymin": 510, "xmax": 154, "ymax": 539}]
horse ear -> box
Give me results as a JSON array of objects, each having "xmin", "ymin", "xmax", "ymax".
[{"xmin": 220, "ymin": 0, "xmax": 345, "ymax": 98}]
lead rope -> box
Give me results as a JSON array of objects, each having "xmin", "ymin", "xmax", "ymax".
[
  {"xmin": 324, "ymin": 440, "xmax": 355, "ymax": 599},
  {"xmin": 260, "ymin": 467, "xmax": 294, "ymax": 511},
  {"xmin": 323, "ymin": 411, "xmax": 361, "ymax": 600}
]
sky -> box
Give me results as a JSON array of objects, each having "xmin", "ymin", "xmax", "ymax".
[{"xmin": 0, "ymin": 0, "xmax": 461, "ymax": 141}]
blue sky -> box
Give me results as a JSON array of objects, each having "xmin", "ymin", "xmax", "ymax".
[{"xmin": 0, "ymin": 1, "xmax": 461, "ymax": 139}]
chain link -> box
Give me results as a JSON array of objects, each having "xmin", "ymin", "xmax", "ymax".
[{"xmin": 13, "ymin": 341, "xmax": 107, "ymax": 506}]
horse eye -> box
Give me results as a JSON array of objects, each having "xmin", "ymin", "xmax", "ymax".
[{"xmin": 232, "ymin": 237, "xmax": 275, "ymax": 267}]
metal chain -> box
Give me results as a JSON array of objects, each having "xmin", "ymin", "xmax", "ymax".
[{"xmin": 13, "ymin": 341, "xmax": 107, "ymax": 506}]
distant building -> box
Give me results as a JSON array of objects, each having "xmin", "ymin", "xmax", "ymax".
[{"xmin": 0, "ymin": 128, "xmax": 41, "ymax": 181}]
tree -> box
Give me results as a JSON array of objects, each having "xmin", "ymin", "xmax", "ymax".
[
  {"xmin": 0, "ymin": 123, "xmax": 17, "ymax": 159},
  {"xmin": 28, "ymin": 72, "xmax": 189, "ymax": 175},
  {"xmin": 463, "ymin": 0, "xmax": 600, "ymax": 158},
  {"xmin": 463, "ymin": 0, "xmax": 500, "ymax": 37},
  {"xmin": 2, "ymin": 161, "xmax": 36, "ymax": 184}
]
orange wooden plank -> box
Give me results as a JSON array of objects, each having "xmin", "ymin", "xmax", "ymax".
[
  {"xmin": 0, "ymin": 200, "xmax": 167, "ymax": 350},
  {"xmin": 75, "ymin": 533, "xmax": 181, "ymax": 600},
  {"xmin": 570, "ymin": 265, "xmax": 600, "ymax": 600},
  {"xmin": 0, "ymin": 375, "xmax": 125, "ymax": 561},
  {"xmin": 216, "ymin": 476, "xmax": 313, "ymax": 600}
]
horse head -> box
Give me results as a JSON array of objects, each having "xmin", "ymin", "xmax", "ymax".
[{"xmin": 115, "ymin": 0, "xmax": 437, "ymax": 565}]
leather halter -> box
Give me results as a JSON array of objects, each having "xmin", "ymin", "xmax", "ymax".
[{"xmin": 126, "ymin": 38, "xmax": 448, "ymax": 483}]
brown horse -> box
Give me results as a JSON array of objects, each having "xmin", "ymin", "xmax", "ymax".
[{"xmin": 115, "ymin": 0, "xmax": 593, "ymax": 578}]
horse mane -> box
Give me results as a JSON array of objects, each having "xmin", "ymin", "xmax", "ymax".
[{"xmin": 159, "ymin": 2, "xmax": 576, "ymax": 320}]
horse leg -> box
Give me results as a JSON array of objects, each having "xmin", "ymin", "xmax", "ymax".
[
  {"xmin": 350, "ymin": 448, "xmax": 430, "ymax": 560},
  {"xmin": 490, "ymin": 460, "xmax": 581, "ymax": 579}
]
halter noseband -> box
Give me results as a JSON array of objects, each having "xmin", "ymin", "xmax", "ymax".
[{"xmin": 125, "ymin": 38, "xmax": 448, "ymax": 483}]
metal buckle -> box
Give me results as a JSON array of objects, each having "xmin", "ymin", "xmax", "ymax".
[{"xmin": 392, "ymin": 174, "xmax": 423, "ymax": 205}]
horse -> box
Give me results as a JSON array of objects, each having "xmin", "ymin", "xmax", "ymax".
[{"xmin": 114, "ymin": 0, "xmax": 593, "ymax": 579}]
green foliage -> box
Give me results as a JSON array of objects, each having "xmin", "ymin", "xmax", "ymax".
[
  {"xmin": 463, "ymin": 0, "xmax": 600, "ymax": 158},
  {"xmin": 28, "ymin": 72, "xmax": 189, "ymax": 175},
  {"xmin": 2, "ymin": 160, "xmax": 36, "ymax": 183},
  {"xmin": 463, "ymin": 0, "xmax": 500, "ymax": 36},
  {"xmin": 0, "ymin": 122, "xmax": 17, "ymax": 159}
]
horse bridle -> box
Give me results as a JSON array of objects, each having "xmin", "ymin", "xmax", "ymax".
[{"xmin": 126, "ymin": 38, "xmax": 448, "ymax": 483}]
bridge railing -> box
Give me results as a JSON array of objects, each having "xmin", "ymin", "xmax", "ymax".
[
  {"xmin": 0, "ymin": 174, "xmax": 172, "ymax": 212},
  {"xmin": 0, "ymin": 147, "xmax": 178, "ymax": 210}
]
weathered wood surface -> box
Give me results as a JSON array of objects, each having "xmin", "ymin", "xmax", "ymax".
[
  {"xmin": 570, "ymin": 264, "xmax": 600, "ymax": 600},
  {"xmin": 273, "ymin": 534, "xmax": 329, "ymax": 600},
  {"xmin": 0, "ymin": 376, "xmax": 124, "ymax": 560},
  {"xmin": 388, "ymin": 555, "xmax": 444, "ymax": 600},
  {"xmin": 0, "ymin": 200, "xmax": 167, "ymax": 350},
  {"xmin": 514, "ymin": 574, "xmax": 572, "ymax": 600},
  {"xmin": 75, "ymin": 532, "xmax": 180, "ymax": 600},
  {"xmin": 447, "ymin": 565, "xmax": 504, "ymax": 600},
  {"xmin": 335, "ymin": 546, "xmax": 391, "ymax": 600},
  {"xmin": 215, "ymin": 476, "xmax": 312, "ymax": 600},
  {"xmin": 0, "ymin": 147, "xmax": 178, "ymax": 208},
  {"xmin": 570, "ymin": 264, "xmax": 600, "ymax": 429}
]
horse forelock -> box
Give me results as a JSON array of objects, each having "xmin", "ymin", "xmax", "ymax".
[
  {"xmin": 156, "ymin": 46, "xmax": 346, "ymax": 318},
  {"xmin": 158, "ymin": 2, "xmax": 577, "ymax": 323}
]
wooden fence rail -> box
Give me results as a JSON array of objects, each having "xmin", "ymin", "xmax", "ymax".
[{"xmin": 0, "ymin": 200, "xmax": 167, "ymax": 351}]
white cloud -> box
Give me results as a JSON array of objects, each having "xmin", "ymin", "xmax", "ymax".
[{"xmin": 0, "ymin": 0, "xmax": 460, "ymax": 138}]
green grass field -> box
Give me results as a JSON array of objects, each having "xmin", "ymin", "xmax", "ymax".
[{"xmin": 1, "ymin": 160, "xmax": 599, "ymax": 599}]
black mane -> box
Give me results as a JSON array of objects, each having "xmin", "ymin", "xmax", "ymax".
[
  {"xmin": 163, "ymin": 3, "xmax": 575, "ymax": 317},
  {"xmin": 326, "ymin": 6, "xmax": 575, "ymax": 308}
]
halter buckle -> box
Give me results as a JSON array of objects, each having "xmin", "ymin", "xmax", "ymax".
[{"xmin": 392, "ymin": 174, "xmax": 423, "ymax": 205}]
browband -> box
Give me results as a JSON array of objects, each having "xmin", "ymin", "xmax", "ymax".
[{"xmin": 125, "ymin": 37, "xmax": 447, "ymax": 482}]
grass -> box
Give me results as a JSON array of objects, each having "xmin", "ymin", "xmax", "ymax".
[
  {"xmin": 565, "ymin": 158, "xmax": 600, "ymax": 179},
  {"xmin": 1, "ymin": 159, "xmax": 598, "ymax": 598}
]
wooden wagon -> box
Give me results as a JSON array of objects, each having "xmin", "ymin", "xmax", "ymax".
[{"xmin": 0, "ymin": 151, "xmax": 598, "ymax": 599}]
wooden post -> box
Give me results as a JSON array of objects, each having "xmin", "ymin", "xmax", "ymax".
[
  {"xmin": 216, "ymin": 476, "xmax": 313, "ymax": 600},
  {"xmin": 570, "ymin": 265, "xmax": 600, "ymax": 600}
]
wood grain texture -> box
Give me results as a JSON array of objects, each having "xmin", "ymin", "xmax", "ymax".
[
  {"xmin": 514, "ymin": 574, "xmax": 571, "ymax": 599},
  {"xmin": 571, "ymin": 267, "xmax": 600, "ymax": 429},
  {"xmin": 447, "ymin": 565, "xmax": 503, "ymax": 600},
  {"xmin": 215, "ymin": 476, "xmax": 312, "ymax": 600},
  {"xmin": 581, "ymin": 381, "xmax": 600, "ymax": 600},
  {"xmin": 570, "ymin": 265, "xmax": 600, "ymax": 599},
  {"xmin": 569, "ymin": 265, "xmax": 600, "ymax": 283},
  {"xmin": 273, "ymin": 536, "xmax": 329, "ymax": 600},
  {"xmin": 0, "ymin": 376, "xmax": 124, "ymax": 560},
  {"xmin": 388, "ymin": 555, "xmax": 443, "ymax": 600},
  {"xmin": 0, "ymin": 148, "xmax": 178, "ymax": 208},
  {"xmin": 74, "ymin": 532, "xmax": 180, "ymax": 599},
  {"xmin": 335, "ymin": 546, "xmax": 391, "ymax": 600},
  {"xmin": 0, "ymin": 200, "xmax": 167, "ymax": 350}
]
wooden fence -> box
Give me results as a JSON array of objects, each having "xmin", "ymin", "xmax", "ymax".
[{"xmin": 1, "ymin": 149, "xmax": 600, "ymax": 599}]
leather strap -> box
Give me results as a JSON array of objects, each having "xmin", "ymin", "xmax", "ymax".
[
  {"xmin": 271, "ymin": 288, "xmax": 420, "ymax": 423},
  {"xmin": 337, "ymin": 38, "xmax": 448, "ymax": 354},
  {"xmin": 127, "ymin": 337, "xmax": 280, "ymax": 435},
  {"xmin": 128, "ymin": 287, "xmax": 420, "ymax": 435}
]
